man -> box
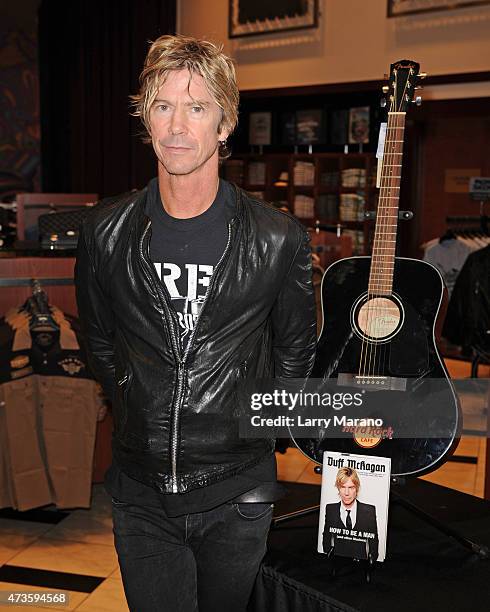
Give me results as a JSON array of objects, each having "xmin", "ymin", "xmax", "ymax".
[
  {"xmin": 323, "ymin": 467, "xmax": 378, "ymax": 561},
  {"xmin": 75, "ymin": 35, "xmax": 316, "ymax": 612}
]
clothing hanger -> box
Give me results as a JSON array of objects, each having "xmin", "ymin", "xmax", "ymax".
[{"xmin": 26, "ymin": 279, "xmax": 60, "ymax": 331}]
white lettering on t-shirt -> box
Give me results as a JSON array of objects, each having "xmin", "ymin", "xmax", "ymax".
[{"xmin": 154, "ymin": 262, "xmax": 214, "ymax": 341}]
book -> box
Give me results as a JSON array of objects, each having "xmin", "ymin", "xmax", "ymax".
[
  {"xmin": 348, "ymin": 106, "xmax": 370, "ymax": 144},
  {"xmin": 249, "ymin": 112, "xmax": 272, "ymax": 146},
  {"xmin": 317, "ymin": 451, "xmax": 391, "ymax": 562},
  {"xmin": 296, "ymin": 109, "xmax": 324, "ymax": 145}
]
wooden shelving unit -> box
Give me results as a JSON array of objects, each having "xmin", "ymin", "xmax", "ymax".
[{"xmin": 221, "ymin": 152, "xmax": 377, "ymax": 254}]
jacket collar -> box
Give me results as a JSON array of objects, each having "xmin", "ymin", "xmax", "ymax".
[{"xmin": 132, "ymin": 178, "xmax": 244, "ymax": 232}]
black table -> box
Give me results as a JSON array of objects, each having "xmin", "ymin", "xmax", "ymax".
[{"xmin": 251, "ymin": 479, "xmax": 490, "ymax": 612}]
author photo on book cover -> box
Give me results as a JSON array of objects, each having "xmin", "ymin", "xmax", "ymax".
[{"xmin": 322, "ymin": 466, "xmax": 379, "ymax": 561}]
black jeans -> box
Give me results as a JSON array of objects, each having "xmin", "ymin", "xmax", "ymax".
[{"xmin": 111, "ymin": 497, "xmax": 273, "ymax": 612}]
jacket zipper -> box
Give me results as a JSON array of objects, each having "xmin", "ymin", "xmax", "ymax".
[
  {"xmin": 139, "ymin": 220, "xmax": 183, "ymax": 492},
  {"xmin": 170, "ymin": 222, "xmax": 233, "ymax": 491},
  {"xmin": 140, "ymin": 220, "xmax": 182, "ymax": 360},
  {"xmin": 139, "ymin": 218, "xmax": 233, "ymax": 493}
]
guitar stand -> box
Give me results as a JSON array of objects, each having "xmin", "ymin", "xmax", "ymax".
[
  {"xmin": 364, "ymin": 210, "xmax": 414, "ymax": 221},
  {"xmin": 311, "ymin": 210, "xmax": 413, "ymax": 238},
  {"xmin": 390, "ymin": 477, "xmax": 490, "ymax": 559}
]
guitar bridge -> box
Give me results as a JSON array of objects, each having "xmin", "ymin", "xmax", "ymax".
[{"xmin": 337, "ymin": 373, "xmax": 407, "ymax": 391}]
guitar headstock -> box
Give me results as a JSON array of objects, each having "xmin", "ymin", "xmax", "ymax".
[{"xmin": 382, "ymin": 60, "xmax": 425, "ymax": 113}]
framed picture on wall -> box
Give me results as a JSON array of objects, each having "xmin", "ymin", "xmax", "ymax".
[
  {"xmin": 229, "ymin": 0, "xmax": 319, "ymax": 38},
  {"xmin": 387, "ymin": 0, "xmax": 490, "ymax": 17}
]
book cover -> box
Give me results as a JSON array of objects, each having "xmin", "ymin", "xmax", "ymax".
[
  {"xmin": 249, "ymin": 112, "xmax": 272, "ymax": 146},
  {"xmin": 348, "ymin": 106, "xmax": 370, "ymax": 144},
  {"xmin": 317, "ymin": 451, "xmax": 391, "ymax": 562},
  {"xmin": 296, "ymin": 109, "xmax": 325, "ymax": 145}
]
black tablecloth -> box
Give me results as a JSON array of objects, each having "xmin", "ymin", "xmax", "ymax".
[{"xmin": 250, "ymin": 479, "xmax": 490, "ymax": 612}]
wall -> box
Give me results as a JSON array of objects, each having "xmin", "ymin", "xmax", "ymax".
[
  {"xmin": 178, "ymin": 0, "xmax": 490, "ymax": 93},
  {"xmin": 0, "ymin": 0, "xmax": 41, "ymax": 194}
]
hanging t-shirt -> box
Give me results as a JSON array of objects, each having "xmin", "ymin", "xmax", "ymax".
[{"xmin": 423, "ymin": 238, "xmax": 474, "ymax": 298}]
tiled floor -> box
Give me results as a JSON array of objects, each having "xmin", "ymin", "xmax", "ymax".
[
  {"xmin": 0, "ymin": 359, "xmax": 488, "ymax": 610},
  {"xmin": 0, "ymin": 498, "xmax": 124, "ymax": 610}
]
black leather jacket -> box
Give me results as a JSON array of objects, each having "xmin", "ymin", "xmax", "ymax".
[
  {"xmin": 443, "ymin": 244, "xmax": 489, "ymax": 354},
  {"xmin": 75, "ymin": 182, "xmax": 317, "ymax": 493}
]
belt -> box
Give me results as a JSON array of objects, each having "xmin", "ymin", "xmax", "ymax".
[{"xmin": 232, "ymin": 482, "xmax": 286, "ymax": 503}]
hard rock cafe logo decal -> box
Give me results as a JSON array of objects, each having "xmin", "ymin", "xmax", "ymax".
[
  {"xmin": 341, "ymin": 425, "xmax": 395, "ymax": 449},
  {"xmin": 58, "ymin": 357, "xmax": 85, "ymax": 375}
]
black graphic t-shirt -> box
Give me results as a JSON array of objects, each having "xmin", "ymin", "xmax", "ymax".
[
  {"xmin": 147, "ymin": 177, "xmax": 229, "ymax": 350},
  {"xmin": 105, "ymin": 178, "xmax": 276, "ymax": 516}
]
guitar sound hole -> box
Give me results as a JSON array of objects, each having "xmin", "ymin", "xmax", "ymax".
[{"xmin": 353, "ymin": 295, "xmax": 403, "ymax": 342}]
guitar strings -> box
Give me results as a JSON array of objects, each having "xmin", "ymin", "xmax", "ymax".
[
  {"xmin": 384, "ymin": 115, "xmax": 404, "ymax": 376},
  {"xmin": 374, "ymin": 113, "xmax": 403, "ymax": 378},
  {"xmin": 375, "ymin": 111, "xmax": 398, "ymax": 377},
  {"xmin": 359, "ymin": 70, "xmax": 408, "ymax": 379},
  {"xmin": 378, "ymin": 115, "xmax": 404, "ymax": 371},
  {"xmin": 380, "ymin": 76, "xmax": 410, "ymax": 376},
  {"xmin": 365, "ymin": 71, "xmax": 409, "ymax": 380},
  {"xmin": 362, "ymin": 90, "xmax": 394, "ymax": 379},
  {"xmin": 371, "ymin": 76, "xmax": 410, "ymax": 379},
  {"xmin": 371, "ymin": 114, "xmax": 395, "ymax": 377},
  {"xmin": 357, "ymin": 89, "xmax": 395, "ymax": 381},
  {"xmin": 364, "ymin": 99, "xmax": 397, "ymax": 378}
]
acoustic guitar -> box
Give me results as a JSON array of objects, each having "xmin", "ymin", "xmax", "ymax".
[{"xmin": 292, "ymin": 60, "xmax": 460, "ymax": 476}]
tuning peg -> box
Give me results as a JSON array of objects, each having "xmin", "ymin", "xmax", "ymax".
[
  {"xmin": 382, "ymin": 85, "xmax": 389, "ymax": 93},
  {"xmin": 414, "ymin": 85, "xmax": 423, "ymax": 90},
  {"xmin": 380, "ymin": 98, "xmax": 387, "ymax": 108},
  {"xmin": 412, "ymin": 96, "xmax": 422, "ymax": 106},
  {"xmin": 419, "ymin": 72, "xmax": 427, "ymax": 80}
]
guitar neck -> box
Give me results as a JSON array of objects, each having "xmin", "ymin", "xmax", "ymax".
[{"xmin": 368, "ymin": 112, "xmax": 406, "ymax": 296}]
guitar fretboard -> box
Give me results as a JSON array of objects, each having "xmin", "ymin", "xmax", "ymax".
[{"xmin": 368, "ymin": 112, "xmax": 406, "ymax": 296}]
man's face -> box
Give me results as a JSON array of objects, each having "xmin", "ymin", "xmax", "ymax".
[
  {"xmin": 338, "ymin": 478, "xmax": 358, "ymax": 508},
  {"xmin": 148, "ymin": 69, "xmax": 229, "ymax": 178}
]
